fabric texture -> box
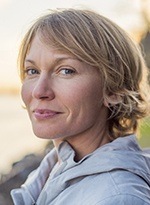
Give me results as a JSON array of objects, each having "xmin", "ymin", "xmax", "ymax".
[{"xmin": 11, "ymin": 135, "xmax": 150, "ymax": 205}]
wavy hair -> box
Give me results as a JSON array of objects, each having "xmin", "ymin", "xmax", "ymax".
[{"xmin": 18, "ymin": 9, "xmax": 150, "ymax": 139}]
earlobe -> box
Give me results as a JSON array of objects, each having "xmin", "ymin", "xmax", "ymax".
[
  {"xmin": 104, "ymin": 94, "xmax": 122, "ymax": 107},
  {"xmin": 103, "ymin": 98, "xmax": 109, "ymax": 107}
]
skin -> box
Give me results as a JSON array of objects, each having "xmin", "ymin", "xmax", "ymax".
[{"xmin": 22, "ymin": 34, "xmax": 110, "ymax": 161}]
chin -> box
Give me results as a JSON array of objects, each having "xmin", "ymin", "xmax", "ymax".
[
  {"xmin": 32, "ymin": 129, "xmax": 50, "ymax": 139},
  {"xmin": 33, "ymin": 128, "xmax": 61, "ymax": 140}
]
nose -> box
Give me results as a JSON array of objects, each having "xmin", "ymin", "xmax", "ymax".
[{"xmin": 32, "ymin": 75, "xmax": 55, "ymax": 100}]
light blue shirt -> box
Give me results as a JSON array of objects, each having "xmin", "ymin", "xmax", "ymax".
[{"xmin": 11, "ymin": 135, "xmax": 150, "ymax": 204}]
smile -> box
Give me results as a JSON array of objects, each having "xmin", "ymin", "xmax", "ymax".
[{"xmin": 33, "ymin": 109, "xmax": 61, "ymax": 120}]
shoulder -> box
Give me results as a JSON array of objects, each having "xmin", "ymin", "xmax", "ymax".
[
  {"xmin": 75, "ymin": 170, "xmax": 150, "ymax": 204},
  {"xmin": 94, "ymin": 194, "xmax": 150, "ymax": 205}
]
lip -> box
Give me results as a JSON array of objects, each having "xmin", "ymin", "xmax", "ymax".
[{"xmin": 33, "ymin": 109, "xmax": 61, "ymax": 120}]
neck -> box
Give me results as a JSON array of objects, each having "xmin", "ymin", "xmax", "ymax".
[
  {"xmin": 72, "ymin": 137, "xmax": 109, "ymax": 162},
  {"xmin": 53, "ymin": 124, "xmax": 110, "ymax": 162}
]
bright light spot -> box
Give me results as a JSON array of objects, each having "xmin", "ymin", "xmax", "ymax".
[{"xmin": 0, "ymin": 0, "xmax": 12, "ymax": 8}]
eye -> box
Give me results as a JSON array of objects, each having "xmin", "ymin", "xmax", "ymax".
[
  {"xmin": 59, "ymin": 68, "xmax": 75, "ymax": 75},
  {"xmin": 24, "ymin": 68, "xmax": 40, "ymax": 76}
]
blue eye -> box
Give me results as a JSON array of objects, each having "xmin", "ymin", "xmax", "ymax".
[
  {"xmin": 60, "ymin": 68, "xmax": 75, "ymax": 75},
  {"xmin": 25, "ymin": 68, "xmax": 39, "ymax": 75}
]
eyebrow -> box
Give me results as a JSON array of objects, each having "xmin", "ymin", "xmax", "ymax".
[
  {"xmin": 25, "ymin": 56, "xmax": 82, "ymax": 66},
  {"xmin": 25, "ymin": 59, "xmax": 36, "ymax": 65}
]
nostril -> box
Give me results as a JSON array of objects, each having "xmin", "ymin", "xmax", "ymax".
[{"xmin": 40, "ymin": 96, "xmax": 50, "ymax": 100}]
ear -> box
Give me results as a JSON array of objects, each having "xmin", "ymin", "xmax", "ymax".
[{"xmin": 104, "ymin": 94, "xmax": 122, "ymax": 107}]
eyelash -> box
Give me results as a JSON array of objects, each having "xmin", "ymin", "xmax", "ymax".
[
  {"xmin": 59, "ymin": 68, "xmax": 76, "ymax": 75},
  {"xmin": 24, "ymin": 67, "xmax": 76, "ymax": 77},
  {"xmin": 24, "ymin": 68, "xmax": 40, "ymax": 75}
]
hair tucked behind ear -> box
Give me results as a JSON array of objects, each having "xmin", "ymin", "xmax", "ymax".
[{"xmin": 18, "ymin": 8, "xmax": 150, "ymax": 139}]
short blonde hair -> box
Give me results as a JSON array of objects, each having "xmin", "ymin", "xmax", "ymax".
[{"xmin": 18, "ymin": 9, "xmax": 150, "ymax": 139}]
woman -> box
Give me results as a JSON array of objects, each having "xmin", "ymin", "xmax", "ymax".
[{"xmin": 11, "ymin": 9, "xmax": 150, "ymax": 204}]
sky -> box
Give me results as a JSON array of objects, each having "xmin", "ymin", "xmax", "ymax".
[{"xmin": 0, "ymin": 0, "xmax": 149, "ymax": 88}]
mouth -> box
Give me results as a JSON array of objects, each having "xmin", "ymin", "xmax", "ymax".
[{"xmin": 33, "ymin": 109, "xmax": 61, "ymax": 120}]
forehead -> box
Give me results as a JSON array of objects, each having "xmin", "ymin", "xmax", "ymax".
[
  {"xmin": 25, "ymin": 35, "xmax": 89, "ymax": 71},
  {"xmin": 26, "ymin": 34, "xmax": 74, "ymax": 59}
]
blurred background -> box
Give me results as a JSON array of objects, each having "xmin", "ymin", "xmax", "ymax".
[{"xmin": 0, "ymin": 0, "xmax": 150, "ymax": 203}]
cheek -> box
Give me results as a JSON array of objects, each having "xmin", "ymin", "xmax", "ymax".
[
  {"xmin": 21, "ymin": 82, "xmax": 32, "ymax": 107},
  {"xmin": 82, "ymin": 80, "xmax": 103, "ymax": 105},
  {"xmin": 66, "ymin": 79, "xmax": 103, "ymax": 115}
]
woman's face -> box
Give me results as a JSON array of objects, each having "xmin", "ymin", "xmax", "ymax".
[{"xmin": 22, "ymin": 35, "xmax": 108, "ymax": 141}]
